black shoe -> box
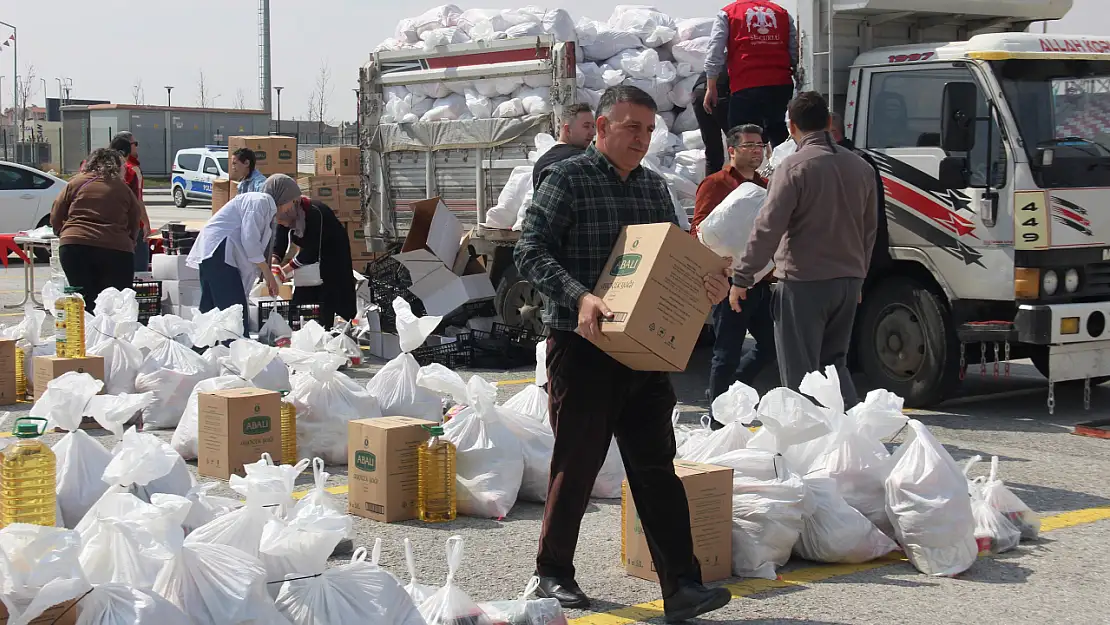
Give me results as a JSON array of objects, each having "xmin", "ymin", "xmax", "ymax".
[
  {"xmin": 709, "ymin": 418, "xmax": 726, "ymax": 431},
  {"xmin": 663, "ymin": 583, "xmax": 732, "ymax": 623},
  {"xmin": 534, "ymin": 576, "xmax": 590, "ymax": 609}
]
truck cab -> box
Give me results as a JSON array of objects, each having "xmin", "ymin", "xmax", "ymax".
[{"xmin": 798, "ymin": 0, "xmax": 1110, "ymax": 408}]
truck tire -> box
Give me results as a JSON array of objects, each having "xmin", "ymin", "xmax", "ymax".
[
  {"xmin": 856, "ymin": 279, "xmax": 961, "ymax": 408},
  {"xmin": 494, "ymin": 265, "xmax": 546, "ymax": 335},
  {"xmin": 1030, "ymin": 347, "xmax": 1110, "ymax": 386}
]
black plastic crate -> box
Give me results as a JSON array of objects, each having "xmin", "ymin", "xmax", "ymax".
[
  {"xmin": 258, "ymin": 300, "xmax": 292, "ymax": 324},
  {"xmin": 364, "ymin": 255, "xmax": 412, "ymax": 286},
  {"xmin": 466, "ymin": 328, "xmax": 534, "ymax": 369},
  {"xmin": 411, "ymin": 334, "xmax": 473, "ymax": 368},
  {"xmin": 291, "ymin": 303, "xmax": 326, "ymax": 330},
  {"xmin": 132, "ymin": 280, "xmax": 163, "ymax": 324}
]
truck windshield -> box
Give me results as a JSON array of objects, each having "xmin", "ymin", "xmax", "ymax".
[{"xmin": 992, "ymin": 59, "xmax": 1110, "ymax": 188}]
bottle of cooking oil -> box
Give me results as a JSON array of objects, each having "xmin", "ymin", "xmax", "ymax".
[
  {"xmin": 280, "ymin": 393, "xmax": 298, "ymax": 466},
  {"xmin": 54, "ymin": 295, "xmax": 67, "ymax": 357},
  {"xmin": 418, "ymin": 425, "xmax": 456, "ymax": 523},
  {"xmin": 0, "ymin": 417, "xmax": 56, "ymax": 527},
  {"xmin": 14, "ymin": 345, "xmax": 26, "ymax": 401},
  {"xmin": 63, "ymin": 287, "xmax": 85, "ymax": 358}
]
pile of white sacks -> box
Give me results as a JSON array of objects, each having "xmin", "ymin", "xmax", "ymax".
[{"xmin": 376, "ymin": 4, "xmax": 717, "ymax": 229}]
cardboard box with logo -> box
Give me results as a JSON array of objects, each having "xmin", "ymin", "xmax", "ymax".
[
  {"xmin": 315, "ymin": 146, "xmax": 360, "ymax": 176},
  {"xmin": 621, "ymin": 460, "xmax": 733, "ymax": 583},
  {"xmin": 592, "ymin": 223, "xmax": 728, "ymax": 371},
  {"xmin": 32, "ymin": 356, "xmax": 105, "ymax": 401},
  {"xmin": 228, "ymin": 135, "xmax": 298, "ymax": 176},
  {"xmin": 0, "ymin": 599, "xmax": 79, "ymax": 625},
  {"xmin": 348, "ymin": 417, "xmax": 432, "ymax": 522},
  {"xmin": 309, "ymin": 175, "xmax": 362, "ymax": 222},
  {"xmin": 347, "ymin": 223, "xmax": 378, "ymax": 263},
  {"xmin": 198, "ymin": 387, "xmax": 281, "ymax": 480},
  {"xmin": 0, "ymin": 338, "xmax": 16, "ymax": 406},
  {"xmin": 211, "ymin": 178, "xmax": 238, "ymax": 214}
]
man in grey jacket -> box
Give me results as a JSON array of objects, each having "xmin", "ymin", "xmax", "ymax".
[{"xmin": 730, "ymin": 92, "xmax": 877, "ymax": 406}]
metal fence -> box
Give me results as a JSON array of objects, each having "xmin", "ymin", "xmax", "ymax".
[{"xmin": 0, "ymin": 127, "xmax": 57, "ymax": 170}]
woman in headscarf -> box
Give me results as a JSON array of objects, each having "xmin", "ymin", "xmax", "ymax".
[
  {"xmin": 186, "ymin": 174, "xmax": 302, "ymax": 332},
  {"xmin": 271, "ymin": 195, "xmax": 356, "ymax": 329},
  {"xmin": 51, "ymin": 148, "xmax": 143, "ymax": 312}
]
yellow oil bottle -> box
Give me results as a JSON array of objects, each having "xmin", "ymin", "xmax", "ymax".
[
  {"xmin": 418, "ymin": 425, "xmax": 456, "ymax": 523},
  {"xmin": 14, "ymin": 345, "xmax": 26, "ymax": 401},
  {"xmin": 280, "ymin": 394, "xmax": 298, "ymax": 466},
  {"xmin": 64, "ymin": 287, "xmax": 85, "ymax": 358},
  {"xmin": 0, "ymin": 417, "xmax": 56, "ymax": 527},
  {"xmin": 54, "ymin": 296, "xmax": 66, "ymax": 357}
]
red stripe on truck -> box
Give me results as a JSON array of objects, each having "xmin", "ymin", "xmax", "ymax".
[{"xmin": 423, "ymin": 47, "xmax": 552, "ymax": 69}]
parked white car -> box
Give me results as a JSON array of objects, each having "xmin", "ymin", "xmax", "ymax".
[
  {"xmin": 0, "ymin": 160, "xmax": 65, "ymax": 260},
  {"xmin": 171, "ymin": 146, "xmax": 229, "ymax": 208}
]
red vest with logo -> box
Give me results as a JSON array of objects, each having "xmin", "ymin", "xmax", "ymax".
[{"xmin": 723, "ymin": 1, "xmax": 793, "ymax": 92}]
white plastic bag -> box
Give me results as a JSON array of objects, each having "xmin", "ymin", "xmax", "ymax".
[
  {"xmin": 968, "ymin": 470, "xmax": 1021, "ymax": 556},
  {"xmin": 402, "ymin": 537, "xmax": 438, "ymax": 605},
  {"xmin": 289, "ymin": 354, "xmax": 383, "ymax": 464},
  {"xmin": 494, "ymin": 97, "xmax": 526, "ymax": 118},
  {"xmin": 793, "ymin": 473, "xmax": 898, "ymax": 563},
  {"xmin": 419, "ymin": 536, "xmax": 492, "ymax": 625},
  {"xmin": 583, "ymin": 27, "xmax": 642, "ymax": 61},
  {"xmin": 698, "ymin": 182, "xmax": 773, "ymax": 279},
  {"xmin": 102, "ymin": 427, "xmax": 195, "ymax": 502},
  {"xmin": 229, "ymin": 455, "xmax": 310, "ymax": 516},
  {"xmin": 769, "ymin": 138, "xmax": 797, "ymax": 171},
  {"xmin": 499, "ymin": 404, "xmax": 554, "ymax": 503},
  {"xmin": 682, "ymin": 130, "xmax": 705, "ymax": 150},
  {"xmin": 592, "ymin": 440, "xmax": 626, "ymax": 499},
  {"xmin": 75, "ymin": 584, "xmax": 192, "ymax": 625},
  {"xmin": 979, "ymin": 455, "xmax": 1040, "ymax": 540},
  {"xmin": 88, "ymin": 332, "xmax": 144, "ymax": 395},
  {"xmin": 478, "ymin": 578, "xmax": 565, "ymax": 625},
  {"xmin": 671, "ymin": 37, "xmax": 711, "ymax": 68},
  {"xmin": 182, "ymin": 482, "xmax": 243, "ymax": 535},
  {"xmin": 680, "ymin": 383, "xmax": 757, "ymax": 463},
  {"xmin": 418, "ymin": 366, "xmax": 523, "ymax": 518},
  {"xmin": 673, "ymin": 149, "xmax": 706, "ymax": 183},
  {"xmin": 153, "ymin": 537, "xmax": 269, "ymax": 625},
  {"xmin": 83, "ymin": 393, "xmax": 154, "ymax": 436},
  {"xmin": 676, "ymin": 17, "xmax": 715, "ymax": 41},
  {"xmin": 366, "ymin": 298, "xmax": 444, "ymax": 422},
  {"xmin": 885, "ymin": 420, "xmax": 977, "ymax": 577},
  {"xmin": 0, "ymin": 525, "xmax": 90, "ymax": 625},
  {"xmin": 515, "ymin": 86, "xmax": 551, "ymax": 115},
  {"xmin": 134, "ymin": 331, "xmax": 215, "ymax": 430},
  {"xmin": 29, "ymin": 371, "xmax": 103, "ymax": 432},
  {"xmin": 577, "ymin": 62, "xmax": 606, "ymax": 90},
  {"xmin": 259, "ymin": 512, "xmax": 350, "ymax": 594},
  {"xmin": 190, "ymin": 305, "xmax": 245, "ymax": 348},
  {"xmin": 422, "ymin": 94, "xmax": 468, "ymax": 121},
  {"xmin": 421, "ymin": 26, "xmax": 470, "ymax": 50},
  {"xmin": 76, "ymin": 490, "xmax": 188, "ymax": 587},
  {"xmin": 608, "ymin": 5, "xmax": 676, "ymax": 47},
  {"xmin": 259, "ymin": 310, "xmax": 293, "ymax": 348},
  {"xmin": 53, "ymin": 429, "xmax": 113, "ymax": 529},
  {"xmin": 485, "ymin": 166, "xmax": 534, "ymax": 230},
  {"xmin": 464, "ymin": 88, "xmax": 493, "ymax": 119},
  {"xmin": 669, "ymin": 74, "xmax": 701, "ymax": 108},
  {"xmin": 502, "ymin": 385, "xmax": 548, "ymax": 423},
  {"xmin": 606, "ymin": 48, "xmax": 660, "ymax": 79}
]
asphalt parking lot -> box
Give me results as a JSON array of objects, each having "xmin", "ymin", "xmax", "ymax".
[{"xmin": 3, "ymin": 252, "xmax": 1110, "ymax": 624}]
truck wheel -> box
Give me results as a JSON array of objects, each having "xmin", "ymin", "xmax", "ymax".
[
  {"xmin": 495, "ymin": 266, "xmax": 546, "ymax": 336},
  {"xmin": 1030, "ymin": 347, "xmax": 1110, "ymax": 386},
  {"xmin": 856, "ymin": 279, "xmax": 960, "ymax": 408},
  {"xmin": 173, "ymin": 186, "xmax": 188, "ymax": 208}
]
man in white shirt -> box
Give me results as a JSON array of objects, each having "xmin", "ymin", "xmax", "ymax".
[{"xmin": 187, "ymin": 174, "xmax": 302, "ymax": 332}]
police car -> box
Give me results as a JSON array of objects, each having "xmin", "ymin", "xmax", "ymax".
[{"xmin": 171, "ymin": 146, "xmax": 229, "ymax": 207}]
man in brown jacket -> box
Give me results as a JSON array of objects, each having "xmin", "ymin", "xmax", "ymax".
[{"xmin": 730, "ymin": 92, "xmax": 877, "ymax": 406}]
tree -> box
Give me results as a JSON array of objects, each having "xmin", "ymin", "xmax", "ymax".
[
  {"xmin": 196, "ymin": 70, "xmax": 220, "ymax": 108},
  {"xmin": 308, "ymin": 61, "xmax": 332, "ymax": 141},
  {"xmin": 16, "ymin": 66, "xmax": 36, "ymax": 142},
  {"xmin": 132, "ymin": 78, "xmax": 145, "ymax": 105},
  {"xmin": 234, "ymin": 88, "xmax": 247, "ymax": 109}
]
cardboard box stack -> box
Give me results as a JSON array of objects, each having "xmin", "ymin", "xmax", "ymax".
[
  {"xmin": 227, "ymin": 136, "xmax": 298, "ymax": 176},
  {"xmin": 197, "ymin": 387, "xmax": 282, "ymax": 480},
  {"xmin": 622, "ymin": 460, "xmax": 733, "ymax": 583},
  {"xmin": 0, "ymin": 599, "xmax": 78, "ymax": 625},
  {"xmin": 310, "ymin": 147, "xmax": 366, "ymax": 267},
  {"xmin": 211, "ymin": 178, "xmax": 238, "ymax": 214},
  {"xmin": 348, "ymin": 417, "xmax": 431, "ymax": 522},
  {"xmin": 152, "ymin": 253, "xmax": 201, "ymax": 320},
  {"xmin": 0, "ymin": 338, "xmax": 17, "ymax": 405}
]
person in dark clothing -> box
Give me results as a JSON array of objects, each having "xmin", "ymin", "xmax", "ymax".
[
  {"xmin": 108, "ymin": 132, "xmax": 151, "ymax": 272},
  {"xmin": 271, "ymin": 197, "xmax": 357, "ymax": 329},
  {"xmin": 515, "ymin": 85, "xmax": 733, "ymax": 622},
  {"xmin": 532, "ymin": 103, "xmax": 596, "ymax": 189},
  {"xmin": 692, "ymin": 73, "xmax": 731, "ymax": 175},
  {"xmin": 831, "ymin": 112, "xmax": 891, "ymax": 276}
]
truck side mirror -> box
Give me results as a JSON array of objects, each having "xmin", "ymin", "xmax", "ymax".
[
  {"xmin": 941, "ymin": 82, "xmax": 979, "ymax": 153},
  {"xmin": 938, "ymin": 156, "xmax": 970, "ymax": 189}
]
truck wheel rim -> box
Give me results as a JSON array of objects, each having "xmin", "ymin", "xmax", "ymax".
[
  {"xmin": 874, "ymin": 304, "xmax": 926, "ymax": 381},
  {"xmin": 503, "ymin": 280, "xmax": 545, "ymax": 335}
]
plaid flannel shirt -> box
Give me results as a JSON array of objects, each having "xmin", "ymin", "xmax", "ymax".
[{"xmin": 513, "ymin": 145, "xmax": 678, "ymax": 331}]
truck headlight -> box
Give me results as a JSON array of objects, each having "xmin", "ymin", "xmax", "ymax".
[
  {"xmin": 1065, "ymin": 268, "xmax": 1080, "ymax": 293},
  {"xmin": 1043, "ymin": 270, "xmax": 1059, "ymax": 296}
]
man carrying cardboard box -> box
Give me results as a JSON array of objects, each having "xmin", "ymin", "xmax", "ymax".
[{"xmin": 514, "ymin": 85, "xmax": 732, "ymax": 623}]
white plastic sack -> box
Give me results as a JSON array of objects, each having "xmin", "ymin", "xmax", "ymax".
[
  {"xmin": 134, "ymin": 332, "xmax": 215, "ymax": 430},
  {"xmin": 626, "ymin": 77, "xmax": 674, "ymax": 112},
  {"xmin": 29, "ymin": 371, "xmax": 103, "ymax": 432},
  {"xmin": 366, "ymin": 298, "xmax": 443, "ymax": 422},
  {"xmin": 583, "ymin": 28, "xmax": 642, "ymax": 61},
  {"xmin": 793, "ymin": 473, "xmax": 898, "ymax": 563},
  {"xmin": 83, "ymin": 393, "xmax": 154, "ymax": 437},
  {"xmin": 153, "ymin": 538, "xmax": 269, "ymax": 625},
  {"xmin": 76, "ymin": 490, "xmax": 188, "ymax": 587},
  {"xmin": 229, "ymin": 455, "xmax": 311, "ymax": 517},
  {"xmin": 53, "ymin": 429, "xmax": 113, "ymax": 529},
  {"xmin": 979, "ymin": 455, "xmax": 1040, "ymax": 540},
  {"xmin": 769, "ymin": 138, "xmax": 797, "ymax": 171},
  {"xmin": 75, "ymin": 584, "xmax": 192, "ymax": 625},
  {"xmin": 493, "ymin": 97, "xmax": 525, "ymax": 118},
  {"xmin": 502, "ymin": 385, "xmax": 548, "ymax": 424},
  {"xmin": 182, "ymin": 482, "xmax": 242, "ymax": 536},
  {"xmin": 0, "ymin": 525, "xmax": 90, "ymax": 625},
  {"xmin": 102, "ymin": 427, "xmax": 194, "ymax": 502},
  {"xmin": 190, "ymin": 305, "xmax": 245, "ymax": 348},
  {"xmin": 607, "ymin": 48, "xmax": 660, "ymax": 80},
  {"xmin": 464, "ymin": 88, "xmax": 493, "ymax": 119},
  {"xmin": 672, "ymin": 37, "xmax": 711, "ymax": 68},
  {"xmin": 403, "ymin": 4, "xmax": 463, "ymax": 39},
  {"xmin": 676, "ymin": 17, "xmax": 715, "ymax": 42},
  {"xmin": 673, "ymin": 149, "xmax": 706, "ymax": 183},
  {"xmin": 539, "ymin": 8, "xmax": 576, "ymax": 42},
  {"xmin": 485, "ymin": 165, "xmax": 534, "ymax": 230},
  {"xmin": 418, "ymin": 366, "xmax": 523, "ymax": 518},
  {"xmin": 421, "ymin": 26, "xmax": 470, "ymax": 50},
  {"xmin": 403, "ymin": 537, "xmax": 438, "ymax": 606},
  {"xmin": 512, "ymin": 187, "xmax": 535, "ymax": 231},
  {"xmin": 529, "ymin": 133, "xmax": 556, "ymax": 163},
  {"xmin": 290, "ymin": 320, "xmax": 328, "ymax": 353},
  {"xmin": 88, "ymin": 334, "xmax": 144, "ymax": 395},
  {"xmin": 681, "ymin": 383, "xmax": 758, "ymax": 463},
  {"xmin": 577, "ymin": 63, "xmax": 606, "ymax": 90},
  {"xmin": 885, "ymin": 420, "xmax": 977, "ymax": 577},
  {"xmin": 602, "ymin": 67, "xmax": 626, "ymax": 87},
  {"xmin": 670, "ymin": 74, "xmax": 701, "ymax": 108},
  {"xmin": 592, "ymin": 439, "xmax": 626, "ymax": 499},
  {"xmin": 259, "ymin": 512, "xmax": 350, "ymax": 595},
  {"xmin": 419, "ymin": 536, "xmax": 492, "ymax": 625},
  {"xmin": 674, "ymin": 106, "xmax": 700, "ymax": 133},
  {"xmin": 289, "ymin": 354, "xmax": 382, "ymax": 464},
  {"xmin": 171, "ymin": 375, "xmax": 251, "ymax": 461},
  {"xmin": 515, "ymin": 86, "xmax": 551, "ymax": 115},
  {"xmin": 698, "ymin": 182, "xmax": 773, "ymax": 279},
  {"xmin": 422, "ymin": 93, "xmax": 469, "ymax": 121},
  {"xmin": 499, "ymin": 403, "xmax": 554, "ymax": 503},
  {"xmin": 577, "ymin": 87, "xmax": 603, "ymax": 112},
  {"xmin": 608, "ymin": 5, "xmax": 677, "ymax": 47},
  {"xmin": 968, "ymin": 469, "xmax": 1021, "ymax": 556}
]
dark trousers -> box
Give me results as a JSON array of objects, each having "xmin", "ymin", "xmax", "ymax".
[
  {"xmin": 198, "ymin": 239, "xmax": 250, "ymax": 334},
  {"xmin": 710, "ymin": 281, "xmax": 776, "ymax": 401},
  {"xmin": 692, "ymin": 85, "xmax": 732, "ymax": 176},
  {"xmin": 772, "ymin": 278, "xmax": 863, "ymax": 407},
  {"xmin": 728, "ymin": 84, "xmax": 795, "ymax": 147},
  {"xmin": 133, "ymin": 236, "xmax": 150, "ymax": 272},
  {"xmin": 538, "ymin": 330, "xmax": 700, "ymax": 599},
  {"xmin": 59, "ymin": 244, "xmax": 134, "ymax": 314}
]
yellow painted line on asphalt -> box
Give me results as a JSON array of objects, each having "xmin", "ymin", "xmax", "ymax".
[
  {"xmin": 290, "ymin": 484, "xmax": 349, "ymax": 500},
  {"xmin": 568, "ymin": 506, "xmax": 1110, "ymax": 625},
  {"xmin": 497, "ymin": 377, "xmax": 536, "ymax": 387}
]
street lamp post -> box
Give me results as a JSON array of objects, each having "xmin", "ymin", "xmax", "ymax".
[
  {"xmin": 0, "ymin": 20, "xmax": 16, "ymax": 146},
  {"xmin": 164, "ymin": 86, "xmax": 173, "ymax": 107},
  {"xmin": 273, "ymin": 86, "xmax": 283, "ymax": 135}
]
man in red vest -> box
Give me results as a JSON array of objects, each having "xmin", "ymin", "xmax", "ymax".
[{"xmin": 702, "ymin": 0, "xmax": 797, "ymax": 147}]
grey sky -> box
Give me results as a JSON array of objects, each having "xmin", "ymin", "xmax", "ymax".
[{"xmin": 0, "ymin": 0, "xmax": 1106, "ymax": 122}]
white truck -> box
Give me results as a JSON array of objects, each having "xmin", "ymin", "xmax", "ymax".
[{"xmin": 360, "ymin": 0, "xmax": 1110, "ymax": 410}]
